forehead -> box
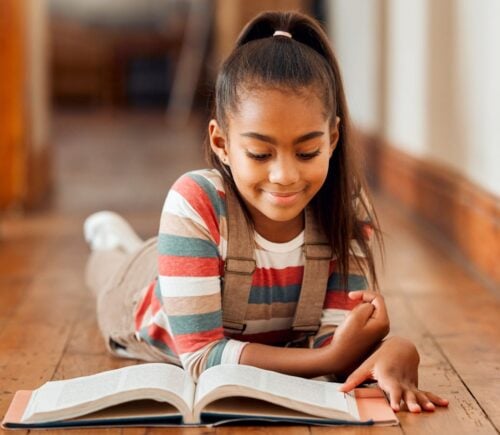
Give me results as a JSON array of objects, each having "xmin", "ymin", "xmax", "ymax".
[{"xmin": 228, "ymin": 87, "xmax": 329, "ymax": 132}]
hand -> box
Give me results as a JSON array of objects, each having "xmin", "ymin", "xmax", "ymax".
[
  {"xmin": 338, "ymin": 336, "xmax": 449, "ymax": 413},
  {"xmin": 329, "ymin": 291, "xmax": 390, "ymax": 373}
]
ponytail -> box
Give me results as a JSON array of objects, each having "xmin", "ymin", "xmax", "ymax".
[{"xmin": 205, "ymin": 10, "xmax": 383, "ymax": 290}]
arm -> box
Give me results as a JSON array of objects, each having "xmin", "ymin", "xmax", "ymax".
[
  {"xmin": 157, "ymin": 172, "xmax": 248, "ymax": 380},
  {"xmin": 239, "ymin": 291, "xmax": 388, "ymax": 379}
]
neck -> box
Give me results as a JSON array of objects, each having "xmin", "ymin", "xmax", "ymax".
[{"xmin": 253, "ymin": 213, "xmax": 304, "ymax": 243}]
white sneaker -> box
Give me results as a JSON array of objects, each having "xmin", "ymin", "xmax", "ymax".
[{"xmin": 83, "ymin": 211, "xmax": 143, "ymax": 253}]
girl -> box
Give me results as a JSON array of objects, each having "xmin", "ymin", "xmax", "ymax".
[{"xmin": 84, "ymin": 10, "xmax": 448, "ymax": 413}]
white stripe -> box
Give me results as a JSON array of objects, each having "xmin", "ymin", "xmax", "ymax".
[
  {"xmin": 163, "ymin": 190, "xmax": 206, "ymax": 229},
  {"xmin": 350, "ymin": 239, "xmax": 367, "ymax": 258},
  {"xmin": 219, "ymin": 235, "xmax": 227, "ymax": 259},
  {"xmin": 242, "ymin": 317, "xmax": 294, "ymax": 334},
  {"xmin": 151, "ymin": 309, "xmax": 173, "ymax": 335},
  {"xmin": 159, "ymin": 275, "xmax": 221, "ymax": 298},
  {"xmin": 254, "ymin": 247, "xmax": 303, "ymax": 269},
  {"xmin": 221, "ymin": 340, "xmax": 248, "ymax": 364},
  {"xmin": 321, "ymin": 308, "xmax": 349, "ymax": 326},
  {"xmin": 180, "ymin": 349, "xmax": 205, "ymax": 380}
]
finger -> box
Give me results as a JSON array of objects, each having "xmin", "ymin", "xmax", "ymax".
[
  {"xmin": 348, "ymin": 302, "xmax": 375, "ymax": 325},
  {"xmin": 368, "ymin": 294, "xmax": 388, "ymax": 321},
  {"xmin": 338, "ymin": 365, "xmax": 372, "ymax": 393},
  {"xmin": 415, "ymin": 391, "xmax": 435, "ymax": 412},
  {"xmin": 421, "ymin": 390, "xmax": 449, "ymax": 407},
  {"xmin": 403, "ymin": 390, "xmax": 422, "ymax": 413},
  {"xmin": 348, "ymin": 290, "xmax": 377, "ymax": 302},
  {"xmin": 384, "ymin": 384, "xmax": 402, "ymax": 412}
]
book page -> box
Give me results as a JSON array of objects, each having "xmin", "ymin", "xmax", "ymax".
[
  {"xmin": 195, "ymin": 365, "xmax": 350, "ymax": 416},
  {"xmin": 23, "ymin": 363, "xmax": 194, "ymax": 423}
]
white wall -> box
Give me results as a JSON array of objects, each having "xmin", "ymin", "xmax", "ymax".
[
  {"xmin": 327, "ymin": 0, "xmax": 380, "ymax": 134},
  {"xmin": 327, "ymin": 0, "xmax": 500, "ymax": 197}
]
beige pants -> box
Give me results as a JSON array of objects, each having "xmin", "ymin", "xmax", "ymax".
[{"xmin": 85, "ymin": 237, "xmax": 178, "ymax": 364}]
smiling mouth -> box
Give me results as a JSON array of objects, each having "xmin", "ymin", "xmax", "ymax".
[
  {"xmin": 269, "ymin": 191, "xmax": 302, "ymax": 197},
  {"xmin": 265, "ymin": 190, "xmax": 303, "ymax": 205}
]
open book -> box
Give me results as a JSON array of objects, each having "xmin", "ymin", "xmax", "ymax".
[{"xmin": 2, "ymin": 363, "xmax": 398, "ymax": 429}]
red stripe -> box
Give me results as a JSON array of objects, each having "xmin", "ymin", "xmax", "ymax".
[
  {"xmin": 175, "ymin": 327, "xmax": 225, "ymax": 354},
  {"xmin": 317, "ymin": 335, "xmax": 333, "ymax": 347},
  {"xmin": 159, "ymin": 255, "xmax": 219, "ymax": 277},
  {"xmin": 251, "ymin": 266, "xmax": 303, "ymax": 287},
  {"xmin": 173, "ymin": 176, "xmax": 220, "ymax": 244},
  {"xmin": 148, "ymin": 324, "xmax": 178, "ymax": 353},
  {"xmin": 134, "ymin": 281, "xmax": 155, "ymax": 330},
  {"xmin": 324, "ymin": 291, "xmax": 360, "ymax": 310}
]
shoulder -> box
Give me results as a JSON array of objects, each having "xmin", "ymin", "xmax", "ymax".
[
  {"xmin": 166, "ymin": 169, "xmax": 226, "ymax": 212},
  {"xmin": 161, "ymin": 169, "xmax": 227, "ymax": 243}
]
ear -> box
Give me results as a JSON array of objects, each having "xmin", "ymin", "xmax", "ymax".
[
  {"xmin": 329, "ymin": 116, "xmax": 341, "ymax": 157},
  {"xmin": 208, "ymin": 119, "xmax": 230, "ymax": 165}
]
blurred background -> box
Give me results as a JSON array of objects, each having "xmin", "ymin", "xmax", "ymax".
[{"xmin": 0, "ymin": 0, "xmax": 498, "ymax": 288}]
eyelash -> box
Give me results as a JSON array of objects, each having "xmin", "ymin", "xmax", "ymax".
[{"xmin": 246, "ymin": 150, "xmax": 321, "ymax": 161}]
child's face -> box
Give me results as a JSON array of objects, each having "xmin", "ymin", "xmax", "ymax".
[{"xmin": 209, "ymin": 87, "xmax": 340, "ymax": 242}]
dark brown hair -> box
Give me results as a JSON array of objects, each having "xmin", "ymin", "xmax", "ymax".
[{"xmin": 205, "ymin": 10, "xmax": 382, "ymax": 290}]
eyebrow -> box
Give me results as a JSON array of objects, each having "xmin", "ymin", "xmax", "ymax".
[{"xmin": 240, "ymin": 131, "xmax": 324, "ymax": 145}]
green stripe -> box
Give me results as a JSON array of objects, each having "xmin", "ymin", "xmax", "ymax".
[
  {"xmin": 313, "ymin": 333, "xmax": 334, "ymax": 348},
  {"xmin": 328, "ymin": 273, "xmax": 368, "ymax": 291},
  {"xmin": 138, "ymin": 328, "xmax": 178, "ymax": 358},
  {"xmin": 169, "ymin": 311, "xmax": 222, "ymax": 335},
  {"xmin": 158, "ymin": 234, "xmax": 218, "ymax": 258},
  {"xmin": 188, "ymin": 172, "xmax": 226, "ymax": 218},
  {"xmin": 206, "ymin": 340, "xmax": 228, "ymax": 368},
  {"xmin": 248, "ymin": 285, "xmax": 301, "ymax": 304}
]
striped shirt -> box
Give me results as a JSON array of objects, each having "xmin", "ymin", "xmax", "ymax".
[{"xmin": 134, "ymin": 169, "xmax": 373, "ymax": 380}]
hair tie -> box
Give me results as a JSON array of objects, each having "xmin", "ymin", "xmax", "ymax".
[{"xmin": 273, "ymin": 30, "xmax": 292, "ymax": 39}]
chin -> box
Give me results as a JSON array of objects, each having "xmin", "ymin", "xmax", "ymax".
[{"xmin": 260, "ymin": 205, "xmax": 304, "ymax": 223}]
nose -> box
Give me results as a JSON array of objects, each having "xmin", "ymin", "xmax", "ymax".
[{"xmin": 268, "ymin": 154, "xmax": 300, "ymax": 185}]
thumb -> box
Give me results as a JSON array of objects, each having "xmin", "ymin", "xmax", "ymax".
[{"xmin": 337, "ymin": 364, "xmax": 371, "ymax": 393}]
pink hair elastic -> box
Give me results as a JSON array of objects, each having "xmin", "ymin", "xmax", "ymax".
[{"xmin": 273, "ymin": 30, "xmax": 292, "ymax": 38}]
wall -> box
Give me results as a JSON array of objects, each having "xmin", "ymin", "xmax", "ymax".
[{"xmin": 327, "ymin": 0, "xmax": 500, "ymax": 197}]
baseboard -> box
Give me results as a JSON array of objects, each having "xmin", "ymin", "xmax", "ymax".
[{"xmin": 360, "ymin": 132, "xmax": 499, "ymax": 288}]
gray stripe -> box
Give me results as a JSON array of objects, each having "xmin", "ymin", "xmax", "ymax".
[
  {"xmin": 158, "ymin": 234, "xmax": 218, "ymax": 258},
  {"xmin": 169, "ymin": 311, "xmax": 222, "ymax": 335}
]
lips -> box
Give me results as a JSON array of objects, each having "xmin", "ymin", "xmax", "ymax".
[
  {"xmin": 269, "ymin": 191, "xmax": 301, "ymax": 197},
  {"xmin": 265, "ymin": 190, "xmax": 303, "ymax": 205}
]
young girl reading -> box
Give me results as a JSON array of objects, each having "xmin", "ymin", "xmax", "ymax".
[{"xmin": 84, "ymin": 10, "xmax": 448, "ymax": 414}]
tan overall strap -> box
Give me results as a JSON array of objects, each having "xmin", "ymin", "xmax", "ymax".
[
  {"xmin": 222, "ymin": 182, "xmax": 256, "ymax": 333},
  {"xmin": 222, "ymin": 179, "xmax": 332, "ymax": 335},
  {"xmin": 291, "ymin": 207, "xmax": 332, "ymax": 332}
]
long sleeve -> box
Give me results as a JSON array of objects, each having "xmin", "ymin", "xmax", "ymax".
[{"xmin": 156, "ymin": 171, "xmax": 247, "ymax": 380}]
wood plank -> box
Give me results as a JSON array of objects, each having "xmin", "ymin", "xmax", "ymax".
[
  {"xmin": 0, "ymin": 233, "xmax": 85, "ymax": 432},
  {"xmin": 383, "ymin": 294, "xmax": 497, "ymax": 434},
  {"xmin": 376, "ymin": 197, "xmax": 500, "ymax": 431},
  {"xmin": 217, "ymin": 427, "xmax": 308, "ymax": 435}
]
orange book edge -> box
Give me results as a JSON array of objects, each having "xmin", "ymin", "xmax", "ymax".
[
  {"xmin": 1, "ymin": 390, "xmax": 33, "ymax": 428},
  {"xmin": 355, "ymin": 388, "xmax": 398, "ymax": 424}
]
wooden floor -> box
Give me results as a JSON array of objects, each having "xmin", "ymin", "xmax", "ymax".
[{"xmin": 0, "ymin": 110, "xmax": 498, "ymax": 434}]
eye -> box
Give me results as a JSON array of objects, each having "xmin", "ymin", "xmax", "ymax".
[
  {"xmin": 297, "ymin": 150, "xmax": 321, "ymax": 160},
  {"xmin": 245, "ymin": 151, "xmax": 271, "ymax": 161}
]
